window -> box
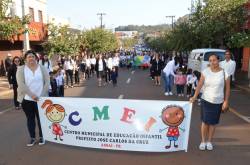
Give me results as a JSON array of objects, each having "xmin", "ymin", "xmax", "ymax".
[
  {"xmin": 204, "ymin": 52, "xmax": 225, "ymax": 61},
  {"xmin": 29, "ymin": 7, "xmax": 34, "ymax": 22},
  {"xmin": 38, "ymin": 10, "xmax": 43, "ymax": 23}
]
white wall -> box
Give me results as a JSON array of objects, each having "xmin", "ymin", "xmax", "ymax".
[{"xmin": 11, "ymin": 0, "xmax": 47, "ymax": 23}]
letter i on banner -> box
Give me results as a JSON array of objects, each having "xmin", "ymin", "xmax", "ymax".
[{"xmin": 144, "ymin": 117, "xmax": 156, "ymax": 132}]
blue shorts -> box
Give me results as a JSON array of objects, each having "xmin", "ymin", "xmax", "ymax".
[{"xmin": 167, "ymin": 136, "xmax": 178, "ymax": 141}]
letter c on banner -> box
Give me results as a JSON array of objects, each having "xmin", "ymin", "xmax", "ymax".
[{"xmin": 69, "ymin": 111, "xmax": 82, "ymax": 126}]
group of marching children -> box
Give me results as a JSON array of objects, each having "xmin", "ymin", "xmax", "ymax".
[
  {"xmin": 174, "ymin": 67, "xmax": 202, "ymax": 104},
  {"xmin": 49, "ymin": 66, "xmax": 65, "ymax": 97}
]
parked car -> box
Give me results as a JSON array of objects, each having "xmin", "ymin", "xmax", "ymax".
[{"xmin": 187, "ymin": 48, "xmax": 226, "ymax": 72}]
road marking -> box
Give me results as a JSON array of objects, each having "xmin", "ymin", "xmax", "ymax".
[
  {"xmin": 126, "ymin": 78, "xmax": 131, "ymax": 84},
  {"xmin": 131, "ymin": 70, "xmax": 135, "ymax": 75},
  {"xmin": 118, "ymin": 95, "xmax": 124, "ymax": 99},
  {"xmin": 0, "ymin": 106, "xmax": 13, "ymax": 116},
  {"xmin": 229, "ymin": 108, "xmax": 250, "ymax": 123}
]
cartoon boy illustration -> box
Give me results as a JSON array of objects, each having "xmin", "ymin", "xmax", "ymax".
[
  {"xmin": 41, "ymin": 99, "xmax": 66, "ymax": 141},
  {"xmin": 160, "ymin": 105, "xmax": 185, "ymax": 149}
]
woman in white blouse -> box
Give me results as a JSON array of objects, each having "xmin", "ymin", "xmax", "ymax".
[
  {"xmin": 39, "ymin": 55, "xmax": 52, "ymax": 74},
  {"xmin": 16, "ymin": 50, "xmax": 49, "ymax": 147},
  {"xmin": 190, "ymin": 54, "xmax": 230, "ymax": 151}
]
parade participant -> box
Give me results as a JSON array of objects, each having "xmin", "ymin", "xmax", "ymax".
[
  {"xmin": 107, "ymin": 54, "xmax": 113, "ymax": 83},
  {"xmin": 111, "ymin": 67, "xmax": 118, "ymax": 87},
  {"xmin": 163, "ymin": 57, "xmax": 179, "ymax": 96},
  {"xmin": 112, "ymin": 53, "xmax": 120, "ymax": 77},
  {"xmin": 74, "ymin": 56, "xmax": 80, "ymax": 85},
  {"xmin": 95, "ymin": 54, "xmax": 107, "ymax": 87},
  {"xmin": 56, "ymin": 67, "xmax": 65, "ymax": 97},
  {"xmin": 190, "ymin": 54, "xmax": 230, "ymax": 151},
  {"xmin": 8, "ymin": 56, "xmax": 22, "ymax": 110},
  {"xmin": 64, "ymin": 56, "xmax": 75, "ymax": 88},
  {"xmin": 174, "ymin": 68, "xmax": 186, "ymax": 97},
  {"xmin": 186, "ymin": 69, "xmax": 194, "ymax": 98},
  {"xmin": 39, "ymin": 55, "xmax": 53, "ymax": 74},
  {"xmin": 90, "ymin": 54, "xmax": 96, "ymax": 76},
  {"xmin": 16, "ymin": 50, "xmax": 50, "ymax": 146},
  {"xmin": 151, "ymin": 53, "xmax": 164, "ymax": 86}
]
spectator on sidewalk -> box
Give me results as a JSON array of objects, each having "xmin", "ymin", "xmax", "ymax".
[
  {"xmin": 16, "ymin": 50, "xmax": 50, "ymax": 147},
  {"xmin": 4, "ymin": 53, "xmax": 13, "ymax": 89},
  {"xmin": 190, "ymin": 54, "xmax": 230, "ymax": 151},
  {"xmin": 220, "ymin": 50, "xmax": 236, "ymax": 86},
  {"xmin": 163, "ymin": 57, "xmax": 179, "ymax": 96},
  {"xmin": 8, "ymin": 56, "xmax": 22, "ymax": 110}
]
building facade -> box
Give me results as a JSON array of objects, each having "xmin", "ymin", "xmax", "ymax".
[
  {"xmin": 0, "ymin": 0, "xmax": 48, "ymax": 61},
  {"xmin": 242, "ymin": 2, "xmax": 250, "ymax": 73}
]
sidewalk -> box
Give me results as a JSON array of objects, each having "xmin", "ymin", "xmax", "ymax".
[
  {"xmin": 234, "ymin": 71, "xmax": 250, "ymax": 93},
  {"xmin": 0, "ymin": 76, "xmax": 14, "ymax": 112}
]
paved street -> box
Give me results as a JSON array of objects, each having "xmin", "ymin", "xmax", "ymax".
[{"xmin": 0, "ymin": 68, "xmax": 250, "ymax": 165}]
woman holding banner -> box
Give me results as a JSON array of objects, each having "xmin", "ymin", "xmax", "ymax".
[
  {"xmin": 190, "ymin": 54, "xmax": 230, "ymax": 151},
  {"xmin": 16, "ymin": 50, "xmax": 50, "ymax": 147}
]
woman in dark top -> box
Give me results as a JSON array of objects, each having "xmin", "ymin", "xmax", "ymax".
[
  {"xmin": 95, "ymin": 54, "xmax": 107, "ymax": 87},
  {"xmin": 151, "ymin": 53, "xmax": 164, "ymax": 86},
  {"xmin": 8, "ymin": 56, "xmax": 22, "ymax": 110}
]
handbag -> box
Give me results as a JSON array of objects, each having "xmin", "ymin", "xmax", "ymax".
[{"xmin": 222, "ymin": 69, "xmax": 229, "ymax": 113}]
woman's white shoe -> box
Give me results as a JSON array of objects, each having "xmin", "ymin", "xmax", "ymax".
[
  {"xmin": 206, "ymin": 142, "xmax": 213, "ymax": 151},
  {"xmin": 199, "ymin": 142, "xmax": 206, "ymax": 151}
]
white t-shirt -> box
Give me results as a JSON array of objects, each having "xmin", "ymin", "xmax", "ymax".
[
  {"xmin": 220, "ymin": 59, "xmax": 236, "ymax": 77},
  {"xmin": 201, "ymin": 68, "xmax": 229, "ymax": 104},
  {"xmin": 163, "ymin": 60, "xmax": 179, "ymax": 76},
  {"xmin": 64, "ymin": 60, "xmax": 74, "ymax": 70},
  {"xmin": 98, "ymin": 60, "xmax": 104, "ymax": 71},
  {"xmin": 107, "ymin": 58, "xmax": 113, "ymax": 69},
  {"xmin": 112, "ymin": 57, "xmax": 120, "ymax": 66},
  {"xmin": 86, "ymin": 59, "xmax": 91, "ymax": 68},
  {"xmin": 39, "ymin": 60, "xmax": 52, "ymax": 73},
  {"xmin": 90, "ymin": 58, "xmax": 96, "ymax": 65},
  {"xmin": 24, "ymin": 65, "xmax": 43, "ymax": 101}
]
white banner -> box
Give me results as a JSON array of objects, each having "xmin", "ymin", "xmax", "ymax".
[{"xmin": 38, "ymin": 97, "xmax": 192, "ymax": 152}]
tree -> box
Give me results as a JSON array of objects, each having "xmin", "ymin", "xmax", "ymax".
[
  {"xmin": 0, "ymin": 0, "xmax": 29, "ymax": 42},
  {"xmin": 84, "ymin": 28, "xmax": 118, "ymax": 54}
]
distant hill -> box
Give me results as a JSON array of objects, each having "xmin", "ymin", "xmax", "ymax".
[{"xmin": 115, "ymin": 24, "xmax": 171, "ymax": 34}]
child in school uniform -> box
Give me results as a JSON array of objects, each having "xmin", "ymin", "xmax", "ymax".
[
  {"xmin": 111, "ymin": 67, "xmax": 118, "ymax": 87},
  {"xmin": 49, "ymin": 71, "xmax": 58, "ymax": 97},
  {"xmin": 56, "ymin": 68, "xmax": 65, "ymax": 97}
]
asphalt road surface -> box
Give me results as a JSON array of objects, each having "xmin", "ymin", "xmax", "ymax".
[{"xmin": 0, "ymin": 68, "xmax": 249, "ymax": 165}]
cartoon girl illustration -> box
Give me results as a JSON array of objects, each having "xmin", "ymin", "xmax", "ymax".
[
  {"xmin": 41, "ymin": 99, "xmax": 66, "ymax": 141},
  {"xmin": 159, "ymin": 105, "xmax": 185, "ymax": 149}
]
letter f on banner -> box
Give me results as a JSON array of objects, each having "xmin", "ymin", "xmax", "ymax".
[
  {"xmin": 93, "ymin": 106, "xmax": 110, "ymax": 121},
  {"xmin": 120, "ymin": 108, "xmax": 136, "ymax": 124}
]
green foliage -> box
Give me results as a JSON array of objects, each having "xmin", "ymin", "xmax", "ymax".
[
  {"xmin": 43, "ymin": 25, "xmax": 118, "ymax": 57},
  {"xmin": 120, "ymin": 38, "xmax": 138, "ymax": 50},
  {"xmin": 84, "ymin": 28, "xmax": 118, "ymax": 54},
  {"xmin": 0, "ymin": 0, "xmax": 29, "ymax": 41},
  {"xmin": 146, "ymin": 0, "xmax": 249, "ymax": 52}
]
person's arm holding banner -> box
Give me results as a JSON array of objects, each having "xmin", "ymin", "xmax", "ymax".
[{"xmin": 190, "ymin": 74, "xmax": 205, "ymax": 103}]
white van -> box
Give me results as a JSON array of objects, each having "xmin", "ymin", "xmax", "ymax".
[{"xmin": 187, "ymin": 49, "xmax": 226, "ymax": 72}]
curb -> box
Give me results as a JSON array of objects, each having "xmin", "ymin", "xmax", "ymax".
[{"xmin": 235, "ymin": 84, "xmax": 250, "ymax": 93}]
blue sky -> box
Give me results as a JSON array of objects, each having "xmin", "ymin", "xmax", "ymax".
[{"xmin": 48, "ymin": 0, "xmax": 191, "ymax": 29}]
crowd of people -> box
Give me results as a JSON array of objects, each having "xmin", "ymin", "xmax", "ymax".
[{"xmin": 1, "ymin": 49, "xmax": 236, "ymax": 151}]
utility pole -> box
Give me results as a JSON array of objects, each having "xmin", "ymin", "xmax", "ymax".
[
  {"xmin": 21, "ymin": 0, "xmax": 30, "ymax": 53},
  {"xmin": 166, "ymin": 16, "xmax": 175, "ymax": 30},
  {"xmin": 97, "ymin": 13, "xmax": 106, "ymax": 29}
]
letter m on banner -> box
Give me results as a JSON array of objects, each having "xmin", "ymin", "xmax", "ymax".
[{"xmin": 93, "ymin": 106, "xmax": 110, "ymax": 121}]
